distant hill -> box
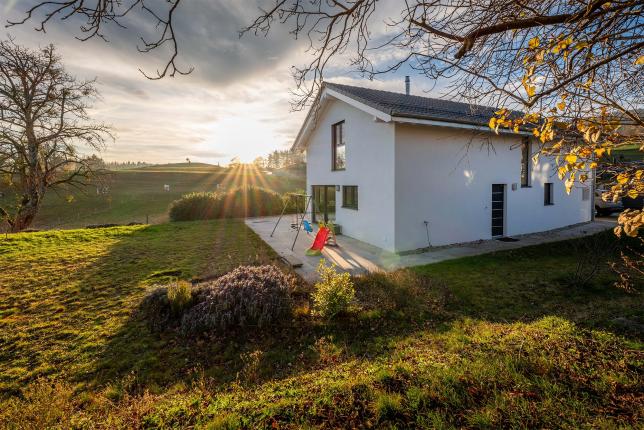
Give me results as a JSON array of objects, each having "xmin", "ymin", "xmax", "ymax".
[{"xmin": 127, "ymin": 162, "xmax": 225, "ymax": 173}]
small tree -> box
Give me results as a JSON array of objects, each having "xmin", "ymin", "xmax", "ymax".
[{"xmin": 0, "ymin": 39, "xmax": 111, "ymax": 232}]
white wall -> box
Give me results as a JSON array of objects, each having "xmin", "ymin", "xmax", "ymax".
[
  {"xmin": 305, "ymin": 98, "xmax": 397, "ymax": 251},
  {"xmin": 394, "ymin": 124, "xmax": 593, "ymax": 251}
]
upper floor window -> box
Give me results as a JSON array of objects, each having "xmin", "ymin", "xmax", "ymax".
[
  {"xmin": 332, "ymin": 121, "xmax": 346, "ymax": 171},
  {"xmin": 520, "ymin": 137, "xmax": 531, "ymax": 187}
]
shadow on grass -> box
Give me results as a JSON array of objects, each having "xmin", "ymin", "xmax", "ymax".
[
  {"xmin": 84, "ymin": 228, "xmax": 642, "ymax": 396},
  {"xmin": 59, "ymin": 220, "xmax": 279, "ymax": 390}
]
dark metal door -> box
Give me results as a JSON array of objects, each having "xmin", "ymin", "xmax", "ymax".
[{"xmin": 491, "ymin": 184, "xmax": 505, "ymax": 237}]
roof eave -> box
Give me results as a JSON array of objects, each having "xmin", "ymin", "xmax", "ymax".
[{"xmin": 391, "ymin": 115, "xmax": 533, "ymax": 136}]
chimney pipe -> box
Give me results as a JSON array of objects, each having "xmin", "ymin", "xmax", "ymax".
[{"xmin": 405, "ymin": 76, "xmax": 410, "ymax": 95}]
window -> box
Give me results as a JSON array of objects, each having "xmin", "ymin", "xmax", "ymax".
[
  {"xmin": 342, "ymin": 186, "xmax": 358, "ymax": 209},
  {"xmin": 544, "ymin": 183, "xmax": 554, "ymax": 205},
  {"xmin": 332, "ymin": 121, "xmax": 346, "ymax": 170},
  {"xmin": 582, "ymin": 188, "xmax": 590, "ymax": 201},
  {"xmin": 520, "ymin": 138, "xmax": 531, "ymax": 187}
]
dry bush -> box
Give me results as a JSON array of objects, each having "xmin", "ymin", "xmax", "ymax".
[{"xmin": 181, "ymin": 265, "xmax": 295, "ymax": 334}]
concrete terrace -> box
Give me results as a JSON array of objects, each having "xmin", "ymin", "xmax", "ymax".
[{"xmin": 245, "ymin": 216, "xmax": 616, "ymax": 281}]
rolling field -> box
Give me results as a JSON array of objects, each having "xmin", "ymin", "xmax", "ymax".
[
  {"xmin": 0, "ymin": 225, "xmax": 641, "ymax": 428},
  {"xmin": 1, "ymin": 163, "xmax": 304, "ymax": 230}
]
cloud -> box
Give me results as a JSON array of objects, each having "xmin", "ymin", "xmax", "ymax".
[{"xmin": 1, "ymin": 1, "xmax": 456, "ymax": 164}]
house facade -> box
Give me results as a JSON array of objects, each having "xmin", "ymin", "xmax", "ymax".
[{"xmin": 294, "ymin": 82, "xmax": 594, "ymax": 253}]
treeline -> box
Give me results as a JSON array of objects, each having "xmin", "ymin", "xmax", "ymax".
[
  {"xmin": 105, "ymin": 160, "xmax": 152, "ymax": 170},
  {"xmin": 253, "ymin": 149, "xmax": 304, "ymax": 170},
  {"xmin": 82, "ymin": 155, "xmax": 152, "ymax": 170}
]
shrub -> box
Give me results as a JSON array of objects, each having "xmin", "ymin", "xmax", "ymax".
[
  {"xmin": 168, "ymin": 186, "xmax": 286, "ymax": 221},
  {"xmin": 312, "ymin": 260, "xmax": 355, "ymax": 318},
  {"xmin": 140, "ymin": 280, "xmax": 193, "ymax": 331},
  {"xmin": 168, "ymin": 192, "xmax": 218, "ymax": 222},
  {"xmin": 181, "ymin": 265, "xmax": 294, "ymax": 334},
  {"xmin": 167, "ymin": 280, "xmax": 192, "ymax": 314},
  {"xmin": 217, "ymin": 186, "xmax": 285, "ymax": 218}
]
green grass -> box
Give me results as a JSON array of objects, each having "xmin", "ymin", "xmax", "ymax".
[
  {"xmin": 612, "ymin": 144, "xmax": 643, "ymax": 162},
  {"xmin": 0, "ymin": 163, "xmax": 304, "ymax": 230},
  {"xmin": 0, "ymin": 225, "xmax": 642, "ymax": 428},
  {"xmin": 0, "ymin": 220, "xmax": 278, "ymax": 396}
]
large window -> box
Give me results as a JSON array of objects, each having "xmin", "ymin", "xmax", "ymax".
[
  {"xmin": 520, "ymin": 137, "xmax": 531, "ymax": 187},
  {"xmin": 332, "ymin": 121, "xmax": 346, "ymax": 171},
  {"xmin": 544, "ymin": 183, "xmax": 554, "ymax": 205},
  {"xmin": 342, "ymin": 185, "xmax": 358, "ymax": 209}
]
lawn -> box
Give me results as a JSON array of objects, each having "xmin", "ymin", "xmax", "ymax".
[
  {"xmin": 0, "ymin": 224, "xmax": 642, "ymax": 428},
  {"xmin": 0, "ymin": 163, "xmax": 304, "ymax": 230},
  {"xmin": 613, "ymin": 144, "xmax": 644, "ymax": 162}
]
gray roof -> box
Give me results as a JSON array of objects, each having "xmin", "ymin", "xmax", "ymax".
[{"xmin": 325, "ymin": 82, "xmax": 507, "ymax": 127}]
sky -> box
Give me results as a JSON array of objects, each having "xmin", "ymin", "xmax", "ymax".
[{"xmin": 1, "ymin": 0, "xmax": 444, "ymax": 165}]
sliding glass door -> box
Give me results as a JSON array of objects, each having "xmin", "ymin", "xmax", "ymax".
[{"xmin": 312, "ymin": 185, "xmax": 336, "ymax": 223}]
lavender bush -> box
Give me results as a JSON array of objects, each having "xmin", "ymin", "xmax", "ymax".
[{"xmin": 181, "ymin": 265, "xmax": 295, "ymax": 334}]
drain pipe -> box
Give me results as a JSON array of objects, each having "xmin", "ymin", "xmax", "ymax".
[{"xmin": 423, "ymin": 221, "xmax": 431, "ymax": 248}]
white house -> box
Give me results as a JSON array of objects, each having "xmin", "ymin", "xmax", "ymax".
[{"xmin": 293, "ymin": 81, "xmax": 593, "ymax": 253}]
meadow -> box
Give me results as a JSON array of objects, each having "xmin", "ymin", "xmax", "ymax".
[
  {"xmin": 0, "ymin": 163, "xmax": 304, "ymax": 230},
  {"xmin": 0, "ymin": 223, "xmax": 641, "ymax": 428}
]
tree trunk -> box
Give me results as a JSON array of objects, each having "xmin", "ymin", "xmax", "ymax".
[{"xmin": 10, "ymin": 193, "xmax": 41, "ymax": 232}]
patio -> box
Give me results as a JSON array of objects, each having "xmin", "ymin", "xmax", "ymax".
[{"xmin": 245, "ymin": 216, "xmax": 616, "ymax": 281}]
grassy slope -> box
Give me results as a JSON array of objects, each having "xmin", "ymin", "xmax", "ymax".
[
  {"xmin": 613, "ymin": 144, "xmax": 643, "ymax": 162},
  {"xmin": 0, "ymin": 221, "xmax": 278, "ymax": 395},
  {"xmin": 0, "ymin": 226, "xmax": 642, "ymax": 428},
  {"xmin": 2, "ymin": 164, "xmax": 304, "ymax": 230}
]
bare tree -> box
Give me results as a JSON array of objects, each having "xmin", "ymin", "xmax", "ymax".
[
  {"xmin": 6, "ymin": 0, "xmax": 189, "ymax": 79},
  {"xmin": 0, "ymin": 39, "xmax": 111, "ymax": 232}
]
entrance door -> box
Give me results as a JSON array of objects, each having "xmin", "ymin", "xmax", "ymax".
[
  {"xmin": 491, "ymin": 184, "xmax": 505, "ymax": 237},
  {"xmin": 312, "ymin": 185, "xmax": 336, "ymax": 223}
]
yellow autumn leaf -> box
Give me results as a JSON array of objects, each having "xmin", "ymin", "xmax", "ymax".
[
  {"xmin": 557, "ymin": 166, "xmax": 567, "ymax": 180},
  {"xmin": 589, "ymin": 162, "xmax": 598, "ymax": 169},
  {"xmin": 574, "ymin": 41, "xmax": 589, "ymax": 50},
  {"xmin": 594, "ymin": 148, "xmax": 606, "ymax": 158},
  {"xmin": 526, "ymin": 85, "xmax": 536, "ymax": 97},
  {"xmin": 617, "ymin": 173, "xmax": 629, "ymax": 184},
  {"xmin": 565, "ymin": 154, "xmax": 578, "ymax": 164},
  {"xmin": 627, "ymin": 189, "xmax": 639, "ymax": 199},
  {"xmin": 635, "ymin": 55, "xmax": 644, "ymax": 66},
  {"xmin": 565, "ymin": 177, "xmax": 574, "ymax": 194},
  {"xmin": 489, "ymin": 117, "xmax": 497, "ymax": 130},
  {"xmin": 528, "ymin": 37, "xmax": 540, "ymax": 49},
  {"xmin": 557, "ymin": 102, "xmax": 566, "ymax": 111}
]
